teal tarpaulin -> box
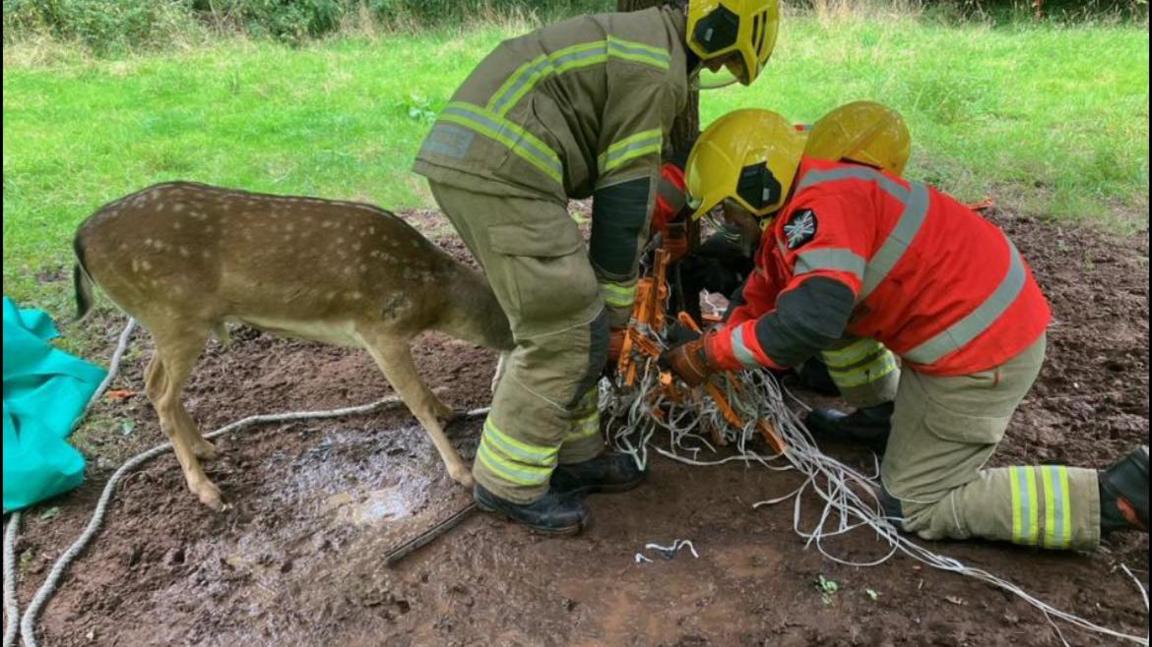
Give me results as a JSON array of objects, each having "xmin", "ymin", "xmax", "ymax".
[{"xmin": 3, "ymin": 297, "xmax": 106, "ymax": 512}]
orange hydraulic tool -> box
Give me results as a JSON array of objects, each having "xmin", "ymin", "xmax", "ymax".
[
  {"xmin": 616, "ymin": 247, "xmax": 671, "ymax": 387},
  {"xmin": 615, "ymin": 235, "xmax": 787, "ymax": 456},
  {"xmin": 676, "ymin": 313, "xmax": 787, "ymax": 455}
]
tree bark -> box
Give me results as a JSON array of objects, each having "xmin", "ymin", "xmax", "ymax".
[{"xmin": 617, "ymin": 0, "xmax": 700, "ymax": 162}]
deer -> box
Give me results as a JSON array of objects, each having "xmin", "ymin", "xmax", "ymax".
[{"xmin": 72, "ymin": 181, "xmax": 514, "ymax": 510}]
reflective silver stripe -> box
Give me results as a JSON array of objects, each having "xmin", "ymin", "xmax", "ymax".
[
  {"xmin": 657, "ymin": 177, "xmax": 686, "ymax": 213},
  {"xmin": 730, "ymin": 323, "xmax": 760, "ymax": 369},
  {"xmin": 1012, "ymin": 466, "xmax": 1037, "ymax": 544},
  {"xmin": 439, "ymin": 103, "xmax": 563, "ymax": 182},
  {"xmin": 490, "ymin": 44, "xmax": 607, "ymax": 115},
  {"xmin": 606, "ymin": 36, "xmax": 671, "ymax": 68},
  {"xmin": 797, "ymin": 166, "xmax": 910, "ymax": 200},
  {"xmin": 903, "ymin": 238, "xmax": 1027, "ymax": 365},
  {"xmin": 598, "ymin": 129, "xmax": 663, "ymax": 173},
  {"xmin": 488, "ymin": 38, "xmax": 667, "ymax": 116},
  {"xmin": 794, "ymin": 167, "xmax": 929, "ymax": 302},
  {"xmin": 794, "ymin": 247, "xmax": 866, "ymax": 279},
  {"xmin": 860, "ymin": 182, "xmax": 929, "ymax": 299},
  {"xmin": 1046, "ymin": 466, "xmax": 1070, "ymax": 548}
]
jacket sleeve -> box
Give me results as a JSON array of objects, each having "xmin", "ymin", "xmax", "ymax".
[
  {"xmin": 589, "ymin": 73, "xmax": 685, "ymax": 326},
  {"xmin": 706, "ymin": 194, "xmax": 873, "ymax": 370}
]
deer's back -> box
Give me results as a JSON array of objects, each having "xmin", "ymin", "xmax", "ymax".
[{"xmin": 75, "ymin": 182, "xmax": 460, "ymax": 338}]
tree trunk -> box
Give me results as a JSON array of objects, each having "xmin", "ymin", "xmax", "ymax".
[{"xmin": 617, "ymin": 0, "xmax": 699, "ymax": 162}]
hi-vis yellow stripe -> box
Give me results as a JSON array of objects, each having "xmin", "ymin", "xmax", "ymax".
[
  {"xmin": 598, "ymin": 129, "xmax": 663, "ymax": 174},
  {"xmin": 567, "ymin": 408, "xmax": 601, "ymax": 441},
  {"xmin": 1010, "ymin": 466, "xmax": 1039, "ymax": 545},
  {"xmin": 487, "ymin": 36, "xmax": 670, "ymax": 116},
  {"xmin": 599, "ymin": 280, "xmax": 637, "ymax": 308},
  {"xmin": 823, "ymin": 338, "xmax": 888, "ymax": 368},
  {"xmin": 438, "ymin": 102, "xmax": 563, "ymax": 183},
  {"xmin": 1011, "ymin": 466, "xmax": 1073, "ymax": 548},
  {"xmin": 476, "ymin": 418, "xmax": 557, "ymax": 486},
  {"xmin": 828, "ymin": 355, "xmax": 898, "ymax": 388}
]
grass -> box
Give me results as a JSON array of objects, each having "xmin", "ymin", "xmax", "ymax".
[{"xmin": 4, "ymin": 12, "xmax": 1149, "ymax": 323}]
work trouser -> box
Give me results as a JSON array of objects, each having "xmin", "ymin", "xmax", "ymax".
[
  {"xmin": 429, "ymin": 182, "xmax": 609, "ymax": 503},
  {"xmin": 882, "ymin": 334, "xmax": 1101, "ymax": 550}
]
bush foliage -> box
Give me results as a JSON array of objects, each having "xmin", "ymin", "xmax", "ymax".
[
  {"xmin": 3, "ymin": 0, "xmax": 1145, "ymax": 53},
  {"xmin": 3, "ymin": 0, "xmax": 615, "ymax": 52}
]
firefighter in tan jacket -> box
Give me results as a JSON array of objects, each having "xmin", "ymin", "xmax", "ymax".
[{"xmin": 413, "ymin": 0, "xmax": 780, "ymax": 533}]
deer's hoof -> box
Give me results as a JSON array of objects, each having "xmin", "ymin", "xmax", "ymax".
[
  {"xmin": 434, "ymin": 403, "xmax": 456, "ymax": 423},
  {"xmin": 193, "ymin": 440, "xmax": 219, "ymax": 460},
  {"xmin": 193, "ymin": 481, "xmax": 225, "ymax": 511},
  {"xmin": 450, "ymin": 467, "xmax": 475, "ymax": 488}
]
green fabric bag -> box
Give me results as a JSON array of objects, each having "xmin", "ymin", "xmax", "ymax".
[{"xmin": 3, "ymin": 297, "xmax": 106, "ymax": 512}]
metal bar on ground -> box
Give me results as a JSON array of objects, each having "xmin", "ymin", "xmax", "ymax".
[{"xmin": 384, "ymin": 502, "xmax": 479, "ymax": 566}]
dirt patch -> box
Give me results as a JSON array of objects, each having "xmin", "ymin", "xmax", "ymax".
[{"xmin": 4, "ymin": 208, "xmax": 1148, "ymax": 646}]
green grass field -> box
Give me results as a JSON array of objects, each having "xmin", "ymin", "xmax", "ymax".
[{"xmin": 4, "ymin": 13, "xmax": 1149, "ymax": 317}]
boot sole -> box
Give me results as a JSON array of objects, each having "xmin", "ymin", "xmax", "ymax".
[
  {"xmin": 553, "ymin": 475, "xmax": 647, "ymax": 497},
  {"xmin": 474, "ymin": 501, "xmax": 585, "ymax": 536}
]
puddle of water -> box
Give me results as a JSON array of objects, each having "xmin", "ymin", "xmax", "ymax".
[{"xmin": 350, "ymin": 484, "xmax": 426, "ymax": 524}]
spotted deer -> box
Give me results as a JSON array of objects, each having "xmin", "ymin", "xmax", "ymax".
[{"xmin": 73, "ymin": 182, "xmax": 513, "ymax": 510}]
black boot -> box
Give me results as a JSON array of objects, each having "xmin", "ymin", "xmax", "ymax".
[
  {"xmin": 805, "ymin": 402, "xmax": 894, "ymax": 451},
  {"xmin": 1099, "ymin": 445, "xmax": 1148, "ymax": 533},
  {"xmin": 795, "ymin": 358, "xmax": 840, "ymax": 396},
  {"xmin": 473, "ymin": 484, "xmax": 587, "ymax": 535},
  {"xmin": 551, "ymin": 452, "xmax": 646, "ymax": 495}
]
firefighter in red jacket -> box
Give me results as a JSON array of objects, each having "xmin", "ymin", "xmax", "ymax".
[{"xmin": 661, "ymin": 109, "xmax": 1148, "ymax": 549}]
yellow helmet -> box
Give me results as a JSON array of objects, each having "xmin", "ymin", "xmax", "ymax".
[
  {"xmin": 805, "ymin": 100, "xmax": 912, "ymax": 176},
  {"xmin": 685, "ymin": 109, "xmax": 805, "ymax": 220},
  {"xmin": 687, "ymin": 0, "xmax": 779, "ymax": 86}
]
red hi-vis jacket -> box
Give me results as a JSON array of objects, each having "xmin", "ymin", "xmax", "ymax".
[
  {"xmin": 709, "ymin": 157, "xmax": 1051, "ymax": 377},
  {"xmin": 651, "ymin": 162, "xmax": 688, "ymax": 235}
]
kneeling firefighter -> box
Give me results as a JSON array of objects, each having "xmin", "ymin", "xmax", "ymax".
[
  {"xmin": 657, "ymin": 101, "xmax": 911, "ymax": 447},
  {"xmin": 659, "ymin": 108, "xmax": 1148, "ymax": 549}
]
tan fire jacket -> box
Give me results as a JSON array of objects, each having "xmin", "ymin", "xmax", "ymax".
[{"xmin": 413, "ymin": 7, "xmax": 691, "ymax": 308}]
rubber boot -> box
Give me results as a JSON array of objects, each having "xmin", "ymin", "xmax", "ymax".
[
  {"xmin": 551, "ymin": 452, "xmax": 646, "ymax": 496},
  {"xmin": 805, "ymin": 402, "xmax": 894, "ymax": 451},
  {"xmin": 1099, "ymin": 445, "xmax": 1149, "ymax": 533},
  {"xmin": 473, "ymin": 485, "xmax": 587, "ymax": 535}
]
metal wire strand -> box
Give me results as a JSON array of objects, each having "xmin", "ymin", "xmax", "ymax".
[{"xmin": 603, "ymin": 350, "xmax": 1149, "ymax": 646}]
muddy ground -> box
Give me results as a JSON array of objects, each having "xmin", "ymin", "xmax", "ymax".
[{"xmin": 4, "ymin": 208, "xmax": 1148, "ymax": 646}]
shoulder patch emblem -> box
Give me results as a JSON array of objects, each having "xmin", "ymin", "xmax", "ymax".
[{"xmin": 783, "ymin": 209, "xmax": 818, "ymax": 249}]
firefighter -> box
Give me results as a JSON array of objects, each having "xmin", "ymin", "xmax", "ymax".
[
  {"xmin": 413, "ymin": 0, "xmax": 780, "ymax": 534},
  {"xmin": 662, "ymin": 101, "xmax": 910, "ymax": 444},
  {"xmin": 660, "ymin": 108, "xmax": 1149, "ymax": 548}
]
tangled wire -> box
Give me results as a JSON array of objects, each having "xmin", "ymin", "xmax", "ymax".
[
  {"xmin": 3, "ymin": 316, "xmax": 1148, "ymax": 646},
  {"xmin": 600, "ymin": 344, "xmax": 1150, "ymax": 646}
]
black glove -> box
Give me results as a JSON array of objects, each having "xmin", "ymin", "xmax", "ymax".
[{"xmin": 664, "ymin": 321, "xmax": 702, "ymax": 347}]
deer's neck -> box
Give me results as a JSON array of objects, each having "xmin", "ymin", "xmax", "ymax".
[{"xmin": 439, "ymin": 264, "xmax": 513, "ymax": 351}]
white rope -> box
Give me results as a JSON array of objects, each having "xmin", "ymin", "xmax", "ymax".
[
  {"xmin": 1122, "ymin": 564, "xmax": 1150, "ymax": 616},
  {"xmin": 7, "ymin": 317, "xmax": 480, "ymax": 647},
  {"xmin": 3, "ymin": 513, "xmax": 22, "ymax": 647},
  {"xmin": 86, "ymin": 319, "xmax": 137, "ymax": 412},
  {"xmin": 604, "ymin": 351, "xmax": 1151, "ymax": 645},
  {"xmin": 4, "ymin": 318, "xmax": 138, "ymax": 647},
  {"xmin": 15, "ymin": 396, "xmax": 412, "ymax": 647}
]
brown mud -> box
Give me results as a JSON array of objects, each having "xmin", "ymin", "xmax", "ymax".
[{"xmin": 4, "ymin": 208, "xmax": 1148, "ymax": 646}]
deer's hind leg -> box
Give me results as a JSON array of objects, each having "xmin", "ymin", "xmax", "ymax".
[
  {"xmin": 356, "ymin": 325, "xmax": 473, "ymax": 488},
  {"xmin": 144, "ymin": 356, "xmax": 217, "ymax": 461},
  {"xmin": 144, "ymin": 322, "xmax": 223, "ymax": 509}
]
